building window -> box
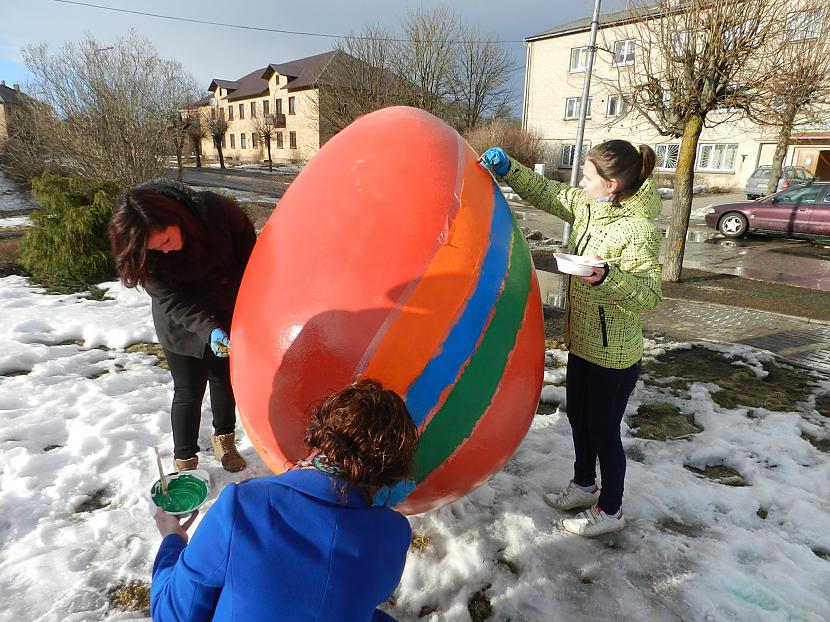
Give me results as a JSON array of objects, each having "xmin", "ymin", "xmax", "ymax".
[
  {"xmin": 565, "ymin": 97, "xmax": 591, "ymax": 119},
  {"xmin": 560, "ymin": 142, "xmax": 589, "ymax": 168},
  {"xmin": 612, "ymin": 39, "xmax": 636, "ymax": 66},
  {"xmin": 250, "ymin": 102, "xmax": 257, "ymax": 117},
  {"xmin": 696, "ymin": 143, "xmax": 738, "ymax": 171},
  {"xmin": 219, "ymin": 107, "xmax": 225, "ymax": 120},
  {"xmin": 276, "ymin": 131, "xmax": 284, "ymax": 148},
  {"xmin": 655, "ymin": 144, "xmax": 680, "ymax": 170},
  {"xmin": 211, "ymin": 108, "xmax": 216, "ymax": 120},
  {"xmin": 288, "ymin": 96, "xmax": 296, "ymax": 114},
  {"xmin": 230, "ymin": 134, "xmax": 235, "ymax": 149},
  {"xmin": 228, "ymin": 106, "xmax": 233, "ymax": 120},
  {"xmin": 569, "ymin": 46, "xmax": 590, "ymax": 72},
  {"xmin": 241, "ymin": 133, "xmax": 246, "ymax": 149},
  {"xmin": 785, "ymin": 10, "xmax": 822, "ymax": 41},
  {"xmin": 221, "ymin": 135, "xmax": 226, "ymax": 149},
  {"xmin": 252, "ymin": 132, "xmax": 258, "ymax": 148},
  {"xmin": 289, "ymin": 131, "xmax": 297, "ymax": 149},
  {"xmin": 276, "ymin": 98, "xmax": 283, "ymax": 114},
  {"xmin": 606, "ymin": 95, "xmax": 625, "ymax": 117},
  {"xmin": 239, "ymin": 103, "xmax": 245, "ymax": 119},
  {"xmin": 263, "ymin": 99, "xmax": 269, "ymax": 115},
  {"xmin": 670, "ymin": 31, "xmax": 689, "ymax": 58}
]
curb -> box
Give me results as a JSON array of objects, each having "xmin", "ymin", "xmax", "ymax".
[{"xmin": 660, "ymin": 295, "xmax": 830, "ymax": 327}]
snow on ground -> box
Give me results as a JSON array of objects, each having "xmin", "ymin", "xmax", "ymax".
[
  {"xmin": 0, "ymin": 215, "xmax": 31, "ymax": 228},
  {"xmin": 0, "ymin": 274, "xmax": 828, "ymax": 621},
  {"xmin": 0, "ymin": 173, "xmax": 35, "ymax": 213},
  {"xmin": 189, "ymin": 186, "xmax": 280, "ymax": 205}
]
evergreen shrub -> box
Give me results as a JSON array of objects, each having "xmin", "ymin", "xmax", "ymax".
[{"xmin": 19, "ymin": 173, "xmax": 120, "ymax": 292}]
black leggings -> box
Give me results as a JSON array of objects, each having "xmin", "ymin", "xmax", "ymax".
[
  {"xmin": 565, "ymin": 352, "xmax": 640, "ymax": 515},
  {"xmin": 164, "ymin": 346, "xmax": 237, "ymax": 460}
]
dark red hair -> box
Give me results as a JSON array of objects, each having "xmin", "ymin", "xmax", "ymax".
[{"xmin": 108, "ymin": 188, "xmax": 204, "ymax": 287}]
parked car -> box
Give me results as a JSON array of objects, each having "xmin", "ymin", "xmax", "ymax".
[
  {"xmin": 744, "ymin": 165, "xmax": 815, "ymax": 200},
  {"xmin": 704, "ymin": 182, "xmax": 830, "ymax": 239}
]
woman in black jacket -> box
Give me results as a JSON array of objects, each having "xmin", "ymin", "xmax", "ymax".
[{"xmin": 108, "ymin": 179, "xmax": 256, "ymax": 472}]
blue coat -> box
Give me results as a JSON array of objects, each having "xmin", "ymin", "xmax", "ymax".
[{"xmin": 151, "ymin": 469, "xmax": 410, "ymax": 621}]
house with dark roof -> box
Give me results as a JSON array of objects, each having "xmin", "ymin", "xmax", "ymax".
[
  {"xmin": 0, "ymin": 81, "xmax": 31, "ymax": 144},
  {"xmin": 200, "ymin": 50, "xmax": 361, "ymax": 164},
  {"xmin": 522, "ymin": 3, "xmax": 830, "ymax": 188}
]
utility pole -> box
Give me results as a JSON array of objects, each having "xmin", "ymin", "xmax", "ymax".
[
  {"xmin": 556, "ymin": 0, "xmax": 601, "ymax": 307},
  {"xmin": 562, "ymin": 0, "xmax": 602, "ymax": 246}
]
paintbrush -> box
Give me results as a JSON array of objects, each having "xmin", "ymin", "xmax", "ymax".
[{"xmin": 154, "ymin": 447, "xmax": 169, "ymax": 497}]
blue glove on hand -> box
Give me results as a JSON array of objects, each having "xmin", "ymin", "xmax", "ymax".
[
  {"xmin": 209, "ymin": 327, "xmax": 230, "ymax": 358},
  {"xmin": 480, "ymin": 147, "xmax": 511, "ymax": 176}
]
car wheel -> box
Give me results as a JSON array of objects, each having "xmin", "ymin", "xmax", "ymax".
[{"xmin": 719, "ymin": 212, "xmax": 749, "ymax": 238}]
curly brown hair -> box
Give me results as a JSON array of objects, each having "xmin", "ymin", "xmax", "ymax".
[{"xmin": 303, "ymin": 378, "xmax": 418, "ymax": 499}]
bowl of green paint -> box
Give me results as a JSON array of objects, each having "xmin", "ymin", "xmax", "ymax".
[{"xmin": 150, "ymin": 469, "xmax": 210, "ymax": 515}]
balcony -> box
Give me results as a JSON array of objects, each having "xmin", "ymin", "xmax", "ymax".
[{"xmin": 265, "ymin": 113, "xmax": 287, "ymax": 128}]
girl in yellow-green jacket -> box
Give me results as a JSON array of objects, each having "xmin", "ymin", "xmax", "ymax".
[{"xmin": 481, "ymin": 140, "xmax": 662, "ymax": 537}]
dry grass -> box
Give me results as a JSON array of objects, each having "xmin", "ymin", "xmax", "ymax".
[{"xmin": 0, "ymin": 238, "xmax": 23, "ymax": 277}]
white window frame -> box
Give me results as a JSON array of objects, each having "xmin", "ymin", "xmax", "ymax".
[
  {"xmin": 560, "ymin": 142, "xmax": 590, "ymax": 169},
  {"xmin": 569, "ymin": 46, "xmax": 590, "ymax": 72},
  {"xmin": 655, "ymin": 144, "xmax": 680, "ymax": 170},
  {"xmin": 670, "ymin": 31, "xmax": 690, "ymax": 58},
  {"xmin": 565, "ymin": 97, "xmax": 592, "ymax": 119},
  {"xmin": 696, "ymin": 143, "xmax": 738, "ymax": 172},
  {"xmin": 612, "ymin": 39, "xmax": 636, "ymax": 67},
  {"xmin": 606, "ymin": 95, "xmax": 625, "ymax": 117},
  {"xmin": 240, "ymin": 132, "xmax": 247, "ymax": 149},
  {"xmin": 785, "ymin": 10, "xmax": 822, "ymax": 41}
]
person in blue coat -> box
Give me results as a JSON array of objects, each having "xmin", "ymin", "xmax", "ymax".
[{"xmin": 150, "ymin": 378, "xmax": 419, "ymax": 622}]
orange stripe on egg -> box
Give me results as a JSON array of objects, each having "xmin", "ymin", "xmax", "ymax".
[{"xmin": 360, "ymin": 151, "xmax": 495, "ymax": 396}]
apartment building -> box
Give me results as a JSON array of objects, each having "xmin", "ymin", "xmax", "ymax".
[
  {"xmin": 523, "ymin": 6, "xmax": 830, "ymax": 189},
  {"xmin": 0, "ymin": 81, "xmax": 27, "ymax": 145},
  {"xmin": 201, "ymin": 50, "xmax": 350, "ymax": 164}
]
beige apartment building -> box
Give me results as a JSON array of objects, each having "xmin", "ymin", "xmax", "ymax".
[
  {"xmin": 200, "ymin": 50, "xmax": 348, "ymax": 164},
  {"xmin": 523, "ymin": 6, "xmax": 830, "ymax": 190}
]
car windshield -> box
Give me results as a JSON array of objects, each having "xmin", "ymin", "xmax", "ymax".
[{"xmin": 753, "ymin": 168, "xmax": 772, "ymax": 179}]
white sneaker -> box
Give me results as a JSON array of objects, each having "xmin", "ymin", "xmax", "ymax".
[
  {"xmin": 562, "ymin": 506, "xmax": 625, "ymax": 537},
  {"xmin": 544, "ymin": 481, "xmax": 600, "ymax": 511}
]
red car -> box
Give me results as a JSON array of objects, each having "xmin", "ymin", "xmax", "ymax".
[{"xmin": 704, "ymin": 182, "xmax": 830, "ymax": 239}]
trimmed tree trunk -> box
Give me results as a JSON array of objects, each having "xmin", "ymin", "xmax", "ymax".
[
  {"xmin": 266, "ymin": 139, "xmax": 273, "ymax": 172},
  {"xmin": 767, "ymin": 110, "xmax": 796, "ymax": 196},
  {"xmin": 215, "ymin": 138, "xmax": 226, "ymax": 169},
  {"xmin": 662, "ymin": 113, "xmax": 704, "ymax": 283},
  {"xmin": 194, "ymin": 139, "xmax": 202, "ymax": 168}
]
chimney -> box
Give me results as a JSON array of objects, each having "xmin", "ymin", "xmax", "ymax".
[{"xmin": 13, "ymin": 84, "xmax": 20, "ymax": 92}]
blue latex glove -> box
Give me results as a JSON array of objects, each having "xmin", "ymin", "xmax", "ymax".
[
  {"xmin": 209, "ymin": 327, "xmax": 230, "ymax": 358},
  {"xmin": 479, "ymin": 147, "xmax": 511, "ymax": 176}
]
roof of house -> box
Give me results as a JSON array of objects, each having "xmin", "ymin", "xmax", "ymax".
[
  {"xmin": 207, "ymin": 50, "xmax": 346, "ymax": 102},
  {"xmin": 526, "ymin": 5, "xmax": 661, "ymax": 41},
  {"xmin": 0, "ymin": 82, "xmax": 30, "ymax": 105}
]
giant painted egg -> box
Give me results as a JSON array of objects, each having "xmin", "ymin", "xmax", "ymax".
[{"xmin": 231, "ymin": 106, "xmax": 544, "ymax": 514}]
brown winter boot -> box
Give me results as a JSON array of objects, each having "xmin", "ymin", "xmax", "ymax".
[
  {"xmin": 174, "ymin": 455, "xmax": 199, "ymax": 472},
  {"xmin": 211, "ymin": 432, "xmax": 246, "ymax": 472}
]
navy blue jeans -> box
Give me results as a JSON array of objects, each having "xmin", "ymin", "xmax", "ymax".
[
  {"xmin": 565, "ymin": 353, "xmax": 640, "ymax": 515},
  {"xmin": 164, "ymin": 346, "xmax": 237, "ymax": 459}
]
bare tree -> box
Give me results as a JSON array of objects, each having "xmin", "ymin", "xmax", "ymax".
[
  {"xmin": 315, "ymin": 29, "xmax": 407, "ymax": 138},
  {"xmin": 250, "ymin": 113, "xmax": 278, "ymax": 171},
  {"xmin": 315, "ymin": 7, "xmax": 516, "ymax": 135},
  {"xmin": 206, "ymin": 116, "xmax": 229, "ymax": 169},
  {"xmin": 20, "ymin": 31, "xmax": 201, "ymax": 186},
  {"xmin": 746, "ymin": 4, "xmax": 830, "ymax": 194},
  {"xmin": 447, "ymin": 25, "xmax": 514, "ymax": 133},
  {"xmin": 602, "ymin": 0, "xmax": 791, "ymax": 282},
  {"xmin": 185, "ymin": 107, "xmax": 208, "ymax": 169}
]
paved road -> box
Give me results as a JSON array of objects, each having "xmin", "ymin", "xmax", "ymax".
[
  {"xmin": 513, "ymin": 192, "xmax": 830, "ymax": 291},
  {"xmin": 180, "ymin": 167, "xmax": 292, "ymax": 198}
]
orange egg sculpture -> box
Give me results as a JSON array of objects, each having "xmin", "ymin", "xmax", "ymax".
[{"xmin": 230, "ymin": 106, "xmax": 544, "ymax": 514}]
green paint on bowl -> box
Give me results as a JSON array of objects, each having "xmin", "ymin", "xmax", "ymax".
[{"xmin": 151, "ymin": 474, "xmax": 208, "ymax": 513}]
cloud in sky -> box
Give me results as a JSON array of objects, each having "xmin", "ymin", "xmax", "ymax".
[{"xmin": 1, "ymin": 0, "xmax": 625, "ymax": 113}]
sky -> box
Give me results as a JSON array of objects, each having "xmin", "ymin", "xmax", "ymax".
[
  {"xmin": 1, "ymin": 170, "xmax": 830, "ymax": 621},
  {"xmin": 0, "ymin": 0, "xmax": 626, "ymax": 114}
]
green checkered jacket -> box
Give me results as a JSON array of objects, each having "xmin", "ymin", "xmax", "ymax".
[{"xmin": 503, "ymin": 158, "xmax": 663, "ymax": 369}]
